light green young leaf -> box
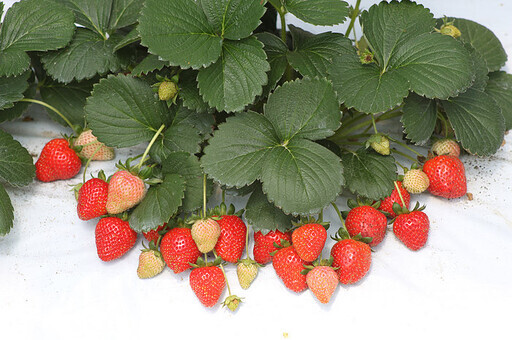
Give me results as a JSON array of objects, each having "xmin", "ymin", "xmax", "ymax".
[
  {"xmin": 0, "ymin": 184, "xmax": 14, "ymax": 236},
  {"xmin": 54, "ymin": 0, "xmax": 112, "ymax": 37},
  {"xmin": 285, "ymin": 0, "xmax": 349, "ymax": 26},
  {"xmin": 485, "ymin": 71, "xmax": 512, "ymax": 130},
  {"xmin": 129, "ymin": 174, "xmax": 186, "ymax": 232},
  {"xmin": 443, "ymin": 88, "xmax": 505, "ymax": 156},
  {"xmin": 139, "ymin": 0, "xmax": 222, "ymax": 69},
  {"xmin": 131, "ymin": 54, "xmax": 169, "ymax": 77},
  {"xmin": 255, "ymin": 32, "xmax": 288, "ymax": 95},
  {"xmin": 0, "ymin": 129, "xmax": 35, "ymax": 187},
  {"xmin": 197, "ymin": 36, "xmax": 269, "ymax": 112},
  {"xmin": 85, "ymin": 74, "xmax": 168, "ymax": 148},
  {"xmin": 401, "ymin": 93, "xmax": 437, "ymax": 145},
  {"xmin": 0, "ymin": 71, "xmax": 29, "ymax": 110}
]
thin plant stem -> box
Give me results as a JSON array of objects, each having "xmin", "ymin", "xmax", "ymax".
[
  {"xmin": 371, "ymin": 114, "xmax": 378, "ymax": 134},
  {"xmin": 395, "ymin": 160, "xmax": 408, "ymax": 173},
  {"xmin": 20, "ymin": 98, "xmax": 77, "ymax": 135},
  {"xmin": 345, "ymin": 0, "xmax": 361, "ymax": 37},
  {"xmin": 136, "ymin": 124, "xmax": 165, "ymax": 170},
  {"xmin": 203, "ymin": 174, "xmax": 207, "ymax": 218},
  {"xmin": 388, "ymin": 136, "xmax": 423, "ymax": 157},
  {"xmin": 245, "ymin": 226, "xmax": 250, "ymax": 259},
  {"xmin": 391, "ymin": 148, "xmax": 417, "ymax": 163},
  {"xmin": 82, "ymin": 144, "xmax": 103, "ymax": 183},
  {"xmin": 394, "ymin": 181, "xmax": 407, "ymax": 208},
  {"xmin": 214, "ymin": 250, "xmax": 232, "ymax": 295},
  {"xmin": 279, "ymin": 10, "xmax": 287, "ymax": 43},
  {"xmin": 330, "ymin": 202, "xmax": 346, "ymax": 229}
]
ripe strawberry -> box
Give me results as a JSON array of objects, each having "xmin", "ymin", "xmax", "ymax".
[
  {"xmin": 272, "ymin": 246, "xmax": 310, "ymax": 293},
  {"xmin": 191, "ymin": 218, "xmax": 221, "ymax": 253},
  {"xmin": 189, "ymin": 266, "xmax": 225, "ymax": 307},
  {"xmin": 379, "ymin": 181, "xmax": 410, "ymax": 218},
  {"xmin": 306, "ymin": 266, "xmax": 339, "ymax": 304},
  {"xmin": 431, "ymin": 138, "xmax": 460, "ymax": 157},
  {"xmin": 345, "ymin": 206, "xmax": 387, "ymax": 247},
  {"xmin": 403, "ymin": 169, "xmax": 430, "ymax": 194},
  {"xmin": 77, "ymin": 178, "xmax": 108, "ymax": 220},
  {"xmin": 292, "ymin": 223, "xmax": 327, "ymax": 262},
  {"xmin": 158, "ymin": 81, "xmax": 178, "ymax": 101},
  {"xmin": 253, "ymin": 230, "xmax": 292, "ymax": 265},
  {"xmin": 214, "ymin": 215, "xmax": 247, "ymax": 263},
  {"xmin": 160, "ymin": 227, "xmax": 201, "ymax": 273},
  {"xmin": 393, "ymin": 210, "xmax": 430, "ymax": 251},
  {"xmin": 331, "ymin": 239, "xmax": 371, "ymax": 284},
  {"xmin": 95, "ymin": 217, "xmax": 137, "ymax": 261},
  {"xmin": 73, "ymin": 129, "xmax": 114, "ymax": 161},
  {"xmin": 237, "ymin": 259, "xmax": 259, "ymax": 289},
  {"xmin": 35, "ymin": 138, "xmax": 81, "ymax": 182},
  {"xmin": 137, "ymin": 249, "xmax": 165, "ymax": 279},
  {"xmin": 106, "ymin": 170, "xmax": 146, "ymax": 214},
  {"xmin": 423, "ymin": 155, "xmax": 467, "ymax": 199},
  {"xmin": 143, "ymin": 223, "xmax": 166, "ymax": 243}
]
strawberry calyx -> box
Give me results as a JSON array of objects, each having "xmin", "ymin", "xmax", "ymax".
[
  {"xmin": 269, "ymin": 239, "xmax": 291, "ymax": 256},
  {"xmin": 391, "ymin": 201, "xmax": 426, "ymax": 220},
  {"xmin": 208, "ymin": 202, "xmax": 244, "ymax": 218},
  {"xmin": 291, "ymin": 215, "xmax": 330, "ymax": 230},
  {"xmin": 347, "ymin": 198, "xmax": 381, "ymax": 210},
  {"xmin": 301, "ymin": 256, "xmax": 337, "ymax": 275},
  {"xmin": 222, "ymin": 295, "xmax": 243, "ymax": 312},
  {"xmin": 190, "ymin": 255, "xmax": 223, "ymax": 269},
  {"xmin": 237, "ymin": 257, "xmax": 262, "ymax": 268}
]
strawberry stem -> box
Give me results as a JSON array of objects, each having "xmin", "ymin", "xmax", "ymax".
[
  {"xmin": 202, "ymin": 174, "xmax": 207, "ymax": 218},
  {"xmin": 82, "ymin": 144, "xmax": 103, "ymax": 183},
  {"xmin": 245, "ymin": 226, "xmax": 250, "ymax": 259},
  {"xmin": 136, "ymin": 124, "xmax": 165, "ymax": 170},
  {"xmin": 344, "ymin": 0, "xmax": 361, "ymax": 36},
  {"xmin": 214, "ymin": 250, "xmax": 232, "ymax": 295},
  {"xmin": 394, "ymin": 181, "xmax": 407, "ymax": 207},
  {"xmin": 371, "ymin": 114, "xmax": 378, "ymax": 134},
  {"xmin": 20, "ymin": 98, "xmax": 78, "ymax": 135},
  {"xmin": 388, "ymin": 136, "xmax": 423, "ymax": 157},
  {"xmin": 330, "ymin": 202, "xmax": 346, "ymax": 229},
  {"xmin": 391, "ymin": 148, "xmax": 418, "ymax": 163}
]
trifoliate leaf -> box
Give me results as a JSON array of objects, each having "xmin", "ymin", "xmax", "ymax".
[
  {"xmin": 245, "ymin": 184, "xmax": 294, "ymax": 233},
  {"xmin": 129, "ymin": 174, "xmax": 186, "ymax": 232},
  {"xmin": 401, "ymin": 93, "xmax": 437, "ymax": 145},
  {"xmin": 85, "ymin": 74, "xmax": 167, "ymax": 148},
  {"xmin": 0, "ymin": 83, "xmax": 37, "ymax": 123},
  {"xmin": 341, "ymin": 148, "xmax": 396, "ymax": 200},
  {"xmin": 284, "ymin": 0, "xmax": 349, "ymax": 26},
  {"xmin": 485, "ymin": 71, "xmax": 512, "ymax": 130},
  {"xmin": 464, "ymin": 43, "xmax": 489, "ymax": 91},
  {"xmin": 139, "ymin": 0, "xmax": 222, "ymax": 69},
  {"xmin": 179, "ymin": 70, "xmax": 210, "ymax": 113},
  {"xmin": 0, "ymin": 184, "xmax": 14, "ymax": 236},
  {"xmin": 131, "ymin": 54, "xmax": 169, "ymax": 77},
  {"xmin": 54, "ymin": 0, "xmax": 112, "ymax": 37},
  {"xmin": 255, "ymin": 32, "xmax": 288, "ymax": 95},
  {"xmin": 443, "ymin": 88, "xmax": 505, "ymax": 156},
  {"xmin": 109, "ymin": 0, "xmax": 143, "ymax": 30},
  {"xmin": 0, "ymin": 129, "xmax": 35, "ymax": 187},
  {"xmin": 113, "ymin": 27, "xmax": 140, "ymax": 51},
  {"xmin": 0, "ymin": 71, "xmax": 29, "ymax": 110},
  {"xmin": 264, "ymin": 77, "xmax": 340, "ymax": 141},
  {"xmin": 172, "ymin": 104, "xmax": 214, "ymax": 137},
  {"xmin": 261, "ymin": 138, "xmax": 343, "ymax": 215},
  {"xmin": 287, "ymin": 25, "xmax": 352, "ymax": 79},
  {"xmin": 200, "ymin": 0, "xmax": 266, "ymax": 40},
  {"xmin": 197, "ymin": 36, "xmax": 269, "ymax": 112}
]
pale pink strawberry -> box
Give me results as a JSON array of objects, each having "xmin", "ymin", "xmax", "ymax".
[
  {"xmin": 106, "ymin": 170, "xmax": 146, "ymax": 214},
  {"xmin": 191, "ymin": 218, "xmax": 221, "ymax": 253},
  {"xmin": 137, "ymin": 249, "xmax": 165, "ymax": 279},
  {"xmin": 306, "ymin": 266, "xmax": 339, "ymax": 304},
  {"xmin": 431, "ymin": 138, "xmax": 460, "ymax": 157},
  {"xmin": 74, "ymin": 130, "xmax": 114, "ymax": 161}
]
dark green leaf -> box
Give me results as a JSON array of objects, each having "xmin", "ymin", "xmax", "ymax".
[
  {"xmin": 85, "ymin": 74, "xmax": 167, "ymax": 148},
  {"xmin": 113, "ymin": 26, "xmax": 140, "ymax": 51},
  {"xmin": 173, "ymin": 100, "xmax": 214, "ymax": 136},
  {"xmin": 285, "ymin": 0, "xmax": 349, "ymax": 26},
  {"xmin": 0, "ymin": 49, "xmax": 30, "ymax": 77},
  {"xmin": 179, "ymin": 70, "xmax": 210, "ymax": 113},
  {"xmin": 0, "ymin": 71, "xmax": 29, "ymax": 110},
  {"xmin": 55, "ymin": 0, "xmax": 112, "ymax": 37},
  {"xmin": 485, "ymin": 71, "xmax": 512, "ymax": 130},
  {"xmin": 131, "ymin": 54, "xmax": 169, "ymax": 77},
  {"xmin": 197, "ymin": 36, "xmax": 269, "ymax": 112},
  {"xmin": 0, "ymin": 129, "xmax": 35, "ymax": 187},
  {"xmin": 129, "ymin": 174, "xmax": 186, "ymax": 232},
  {"xmin": 0, "ymin": 184, "xmax": 14, "ymax": 236},
  {"xmin": 139, "ymin": 0, "xmax": 222, "ymax": 69},
  {"xmin": 443, "ymin": 88, "xmax": 505, "ymax": 156},
  {"xmin": 245, "ymin": 184, "xmax": 294, "ymax": 233},
  {"xmin": 341, "ymin": 148, "xmax": 396, "ymax": 200},
  {"xmin": 0, "ymin": 82, "xmax": 36, "ymax": 123},
  {"xmin": 109, "ymin": 0, "xmax": 143, "ymax": 30},
  {"xmin": 465, "ymin": 43, "xmax": 489, "ymax": 91},
  {"xmin": 401, "ymin": 93, "xmax": 437, "ymax": 145},
  {"xmin": 255, "ymin": 32, "xmax": 288, "ymax": 95}
]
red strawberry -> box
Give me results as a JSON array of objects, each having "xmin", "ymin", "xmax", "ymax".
[
  {"xmin": 143, "ymin": 223, "xmax": 166, "ymax": 243},
  {"xmin": 272, "ymin": 246, "xmax": 310, "ymax": 293},
  {"xmin": 306, "ymin": 266, "xmax": 339, "ymax": 304},
  {"xmin": 345, "ymin": 206, "xmax": 387, "ymax": 247},
  {"xmin": 191, "ymin": 218, "xmax": 221, "ymax": 253},
  {"xmin": 393, "ymin": 210, "xmax": 430, "ymax": 251},
  {"xmin": 36, "ymin": 138, "xmax": 81, "ymax": 182},
  {"xmin": 77, "ymin": 178, "xmax": 108, "ymax": 220},
  {"xmin": 253, "ymin": 230, "xmax": 292, "ymax": 265},
  {"xmin": 106, "ymin": 170, "xmax": 146, "ymax": 214},
  {"xmin": 431, "ymin": 138, "xmax": 460, "ymax": 157},
  {"xmin": 291, "ymin": 223, "xmax": 327, "ymax": 262},
  {"xmin": 95, "ymin": 217, "xmax": 137, "ymax": 261},
  {"xmin": 423, "ymin": 155, "xmax": 467, "ymax": 199},
  {"xmin": 73, "ymin": 129, "xmax": 114, "ymax": 161},
  {"xmin": 379, "ymin": 181, "xmax": 410, "ymax": 219},
  {"xmin": 189, "ymin": 266, "xmax": 225, "ymax": 307},
  {"xmin": 137, "ymin": 249, "xmax": 165, "ymax": 279},
  {"xmin": 331, "ymin": 239, "xmax": 371, "ymax": 284},
  {"xmin": 160, "ymin": 227, "xmax": 201, "ymax": 274},
  {"xmin": 214, "ymin": 215, "xmax": 247, "ymax": 263}
]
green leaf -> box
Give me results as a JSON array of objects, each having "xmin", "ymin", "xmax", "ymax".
[
  {"xmin": 161, "ymin": 152, "xmax": 211, "ymax": 212},
  {"xmin": 285, "ymin": 0, "xmax": 349, "ymax": 26},
  {"xmin": 0, "ymin": 184, "xmax": 14, "ymax": 236},
  {"xmin": 197, "ymin": 36, "xmax": 269, "ymax": 112},
  {"xmin": 287, "ymin": 25, "xmax": 352, "ymax": 79},
  {"xmin": 139, "ymin": 0, "xmax": 222, "ymax": 69},
  {"xmin": 113, "ymin": 26, "xmax": 140, "ymax": 51},
  {"xmin": 200, "ymin": 0, "xmax": 266, "ymax": 40},
  {"xmin": 202, "ymin": 111, "xmax": 279, "ymax": 188},
  {"xmin": 264, "ymin": 77, "xmax": 340, "ymax": 141},
  {"xmin": 0, "ymin": 82, "xmax": 37, "ymax": 123},
  {"xmin": 340, "ymin": 148, "xmax": 396, "ymax": 200},
  {"xmin": 55, "ymin": 0, "xmax": 112, "ymax": 37},
  {"xmin": 465, "ymin": 43, "xmax": 489, "ymax": 91},
  {"xmin": 131, "ymin": 54, "xmax": 169, "ymax": 77},
  {"xmin": 245, "ymin": 184, "xmax": 294, "ymax": 233},
  {"xmin": 179, "ymin": 70, "xmax": 210, "ymax": 113},
  {"xmin": 85, "ymin": 74, "xmax": 167, "ymax": 148},
  {"xmin": 39, "ymin": 78, "xmax": 96, "ymax": 127},
  {"xmin": 41, "ymin": 29, "xmax": 124, "ymax": 83},
  {"xmin": 173, "ymin": 99, "xmax": 214, "ymax": 137},
  {"xmin": 0, "ymin": 3, "xmax": 4, "ymax": 17},
  {"xmin": 444, "ymin": 17, "xmax": 508, "ymax": 72},
  {"xmin": 129, "ymin": 174, "xmax": 186, "ymax": 232},
  {"xmin": 109, "ymin": 0, "xmax": 143, "ymax": 30},
  {"xmin": 443, "ymin": 88, "xmax": 505, "ymax": 156},
  {"xmin": 401, "ymin": 93, "xmax": 437, "ymax": 145},
  {"xmin": 0, "ymin": 49, "xmax": 30, "ymax": 77},
  {"xmin": 0, "ymin": 129, "xmax": 35, "ymax": 187},
  {"xmin": 255, "ymin": 32, "xmax": 288, "ymax": 95},
  {"xmin": 0, "ymin": 71, "xmax": 29, "ymax": 110},
  {"xmin": 261, "ymin": 138, "xmax": 343, "ymax": 215},
  {"xmin": 485, "ymin": 71, "xmax": 512, "ymax": 130}
]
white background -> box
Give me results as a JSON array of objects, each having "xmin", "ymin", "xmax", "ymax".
[{"xmin": 1, "ymin": 1, "xmax": 512, "ymax": 340}]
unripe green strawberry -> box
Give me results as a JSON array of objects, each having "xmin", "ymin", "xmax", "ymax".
[
  {"xmin": 369, "ymin": 134, "xmax": 390, "ymax": 155},
  {"xmin": 439, "ymin": 24, "xmax": 461, "ymax": 38},
  {"xmin": 403, "ymin": 169, "xmax": 430, "ymax": 194},
  {"xmin": 106, "ymin": 170, "xmax": 146, "ymax": 214},
  {"xmin": 191, "ymin": 218, "xmax": 221, "ymax": 253},
  {"xmin": 237, "ymin": 259, "xmax": 259, "ymax": 289},
  {"xmin": 158, "ymin": 81, "xmax": 178, "ymax": 101},
  {"xmin": 137, "ymin": 249, "xmax": 165, "ymax": 279},
  {"xmin": 73, "ymin": 130, "xmax": 114, "ymax": 161},
  {"xmin": 431, "ymin": 138, "xmax": 460, "ymax": 157},
  {"xmin": 306, "ymin": 266, "xmax": 339, "ymax": 304},
  {"xmin": 223, "ymin": 295, "xmax": 243, "ymax": 311}
]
